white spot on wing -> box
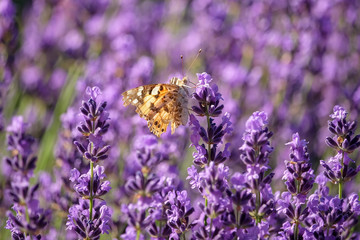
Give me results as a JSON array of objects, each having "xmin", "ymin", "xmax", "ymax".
[
  {"xmin": 151, "ymin": 86, "xmax": 160, "ymax": 95},
  {"xmin": 136, "ymin": 87, "xmax": 144, "ymax": 96}
]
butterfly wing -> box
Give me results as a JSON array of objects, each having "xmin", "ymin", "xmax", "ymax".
[{"xmin": 122, "ymin": 84, "xmax": 188, "ymax": 137}]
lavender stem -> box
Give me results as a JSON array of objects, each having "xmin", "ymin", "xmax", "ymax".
[
  {"xmin": 136, "ymin": 228, "xmax": 141, "ymax": 240},
  {"xmin": 255, "ymin": 188, "xmax": 261, "ymax": 224},
  {"xmin": 89, "ymin": 161, "xmax": 94, "ymax": 221},
  {"xmin": 339, "ymin": 151, "xmax": 344, "ymax": 199},
  {"xmin": 206, "ymin": 104, "xmax": 212, "ymax": 163}
]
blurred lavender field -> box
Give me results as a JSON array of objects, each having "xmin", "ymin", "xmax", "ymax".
[{"xmin": 1, "ymin": 0, "xmax": 360, "ymax": 239}]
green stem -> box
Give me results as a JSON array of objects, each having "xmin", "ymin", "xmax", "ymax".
[
  {"xmin": 24, "ymin": 204, "xmax": 30, "ymax": 223},
  {"xmin": 339, "ymin": 151, "xmax": 344, "ymax": 199},
  {"xmin": 294, "ymin": 178, "xmax": 301, "ymax": 240},
  {"xmin": 203, "ymin": 103, "xmax": 212, "ymax": 227},
  {"xmin": 89, "ymin": 161, "xmax": 94, "ymax": 221},
  {"xmin": 18, "ymin": 153, "xmax": 31, "ymax": 224},
  {"xmin": 326, "ymin": 225, "xmax": 330, "ymax": 237},
  {"xmin": 88, "ymin": 117, "xmax": 97, "ymax": 221},
  {"xmin": 22, "ymin": 204, "xmax": 30, "ymax": 237},
  {"xmin": 255, "ymin": 188, "xmax": 261, "ymax": 224},
  {"xmin": 209, "ymin": 218, "xmax": 213, "ymax": 238},
  {"xmin": 296, "ymin": 178, "xmax": 301, "ymax": 195},
  {"xmin": 136, "ymin": 228, "xmax": 141, "ymax": 240},
  {"xmin": 254, "ymin": 146, "xmax": 261, "ymax": 224},
  {"xmin": 339, "ymin": 182, "xmax": 343, "ymax": 199},
  {"xmin": 204, "ymin": 198, "xmax": 208, "ymax": 226},
  {"xmin": 159, "ymin": 220, "xmax": 162, "ymax": 238},
  {"xmin": 294, "ymin": 221, "xmax": 299, "ymax": 240},
  {"xmin": 236, "ymin": 207, "xmax": 239, "ymax": 226},
  {"xmin": 205, "ymin": 105, "xmax": 212, "ymax": 163}
]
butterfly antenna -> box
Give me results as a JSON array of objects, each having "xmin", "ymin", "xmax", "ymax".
[
  {"xmin": 181, "ymin": 54, "xmax": 195, "ymax": 86},
  {"xmin": 181, "ymin": 55, "xmax": 184, "ymax": 77},
  {"xmin": 185, "ymin": 49, "xmax": 202, "ymax": 86},
  {"xmin": 186, "ymin": 49, "xmax": 202, "ymax": 74},
  {"xmin": 181, "ymin": 54, "xmax": 196, "ymax": 86},
  {"xmin": 180, "ymin": 53, "xmax": 196, "ymax": 86}
]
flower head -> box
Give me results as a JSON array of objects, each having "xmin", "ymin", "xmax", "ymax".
[
  {"xmin": 70, "ymin": 165, "xmax": 111, "ymax": 198},
  {"xmin": 66, "ymin": 199, "xmax": 112, "ymax": 238},
  {"xmin": 329, "ymin": 105, "xmax": 347, "ymax": 120},
  {"xmin": 245, "ymin": 111, "xmax": 268, "ymax": 133},
  {"xmin": 323, "ymin": 106, "xmax": 360, "ymax": 184},
  {"xmin": 165, "ymin": 190, "xmax": 195, "ymax": 238}
]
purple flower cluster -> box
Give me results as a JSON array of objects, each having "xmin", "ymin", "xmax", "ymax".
[
  {"xmin": 66, "ymin": 86, "xmax": 112, "ymax": 239},
  {"xmin": 3, "ymin": 73, "xmax": 360, "ymax": 239},
  {"xmin": 190, "ymin": 72, "xmax": 232, "ymax": 167},
  {"xmin": 4, "ymin": 116, "xmax": 35, "ymax": 178},
  {"xmin": 2, "ymin": 0, "xmax": 360, "ymax": 238},
  {"xmin": 188, "ymin": 73, "xmax": 259, "ymax": 239},
  {"xmin": 278, "ymin": 133, "xmax": 315, "ymax": 239},
  {"xmin": 4, "ymin": 116, "xmax": 50, "ymax": 239},
  {"xmin": 66, "ymin": 199, "xmax": 111, "ymax": 239},
  {"xmin": 2, "ymin": 0, "xmax": 359, "ymax": 196},
  {"xmin": 2, "ymin": 0, "xmax": 360, "ymax": 175},
  {"xmin": 303, "ymin": 178, "xmax": 360, "ymax": 239},
  {"xmin": 322, "ymin": 105, "xmax": 360, "ymax": 198},
  {"xmin": 165, "ymin": 190, "xmax": 195, "ymax": 239},
  {"xmin": 238, "ymin": 111, "xmax": 277, "ymax": 235},
  {"xmin": 70, "ymin": 165, "xmax": 111, "ymax": 200},
  {"xmin": 120, "ymin": 133, "xmax": 191, "ymax": 240},
  {"xmin": 186, "ymin": 73, "xmax": 360, "ymax": 239}
]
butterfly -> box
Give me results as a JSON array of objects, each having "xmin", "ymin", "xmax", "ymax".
[{"xmin": 122, "ymin": 77, "xmax": 190, "ymax": 137}]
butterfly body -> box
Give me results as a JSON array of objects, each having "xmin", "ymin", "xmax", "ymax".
[{"xmin": 122, "ymin": 77, "xmax": 189, "ymax": 137}]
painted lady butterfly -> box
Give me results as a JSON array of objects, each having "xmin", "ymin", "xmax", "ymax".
[{"xmin": 122, "ymin": 77, "xmax": 190, "ymax": 137}]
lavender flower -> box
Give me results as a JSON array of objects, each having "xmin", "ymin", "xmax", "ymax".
[
  {"xmin": 66, "ymin": 86, "xmax": 112, "ymax": 239},
  {"xmin": 283, "ymin": 133, "xmax": 315, "ymax": 203},
  {"xmin": 305, "ymin": 188, "xmax": 360, "ymax": 239},
  {"xmin": 4, "ymin": 0, "xmax": 360, "ymax": 237},
  {"xmin": 70, "ymin": 165, "xmax": 111, "ymax": 199},
  {"xmin": 125, "ymin": 171, "xmax": 162, "ymax": 198},
  {"xmin": 4, "ymin": 116, "xmax": 36, "ymax": 179},
  {"xmin": 120, "ymin": 203, "xmax": 152, "ymax": 239},
  {"xmin": 4, "ymin": 116, "xmax": 51, "ymax": 239},
  {"xmin": 322, "ymin": 105, "xmax": 360, "ymax": 198},
  {"xmin": 224, "ymin": 175, "xmax": 253, "ymax": 234},
  {"xmin": 187, "ymin": 72, "xmax": 234, "ymax": 239},
  {"xmin": 192, "ymin": 73, "xmax": 224, "ymax": 118},
  {"xmin": 6, "ymin": 199, "xmax": 50, "ymax": 239},
  {"xmin": 239, "ymin": 111, "xmax": 275, "ymax": 230},
  {"xmin": 277, "ymin": 133, "xmax": 315, "ymax": 239},
  {"xmin": 121, "ymin": 133, "xmax": 187, "ymax": 239},
  {"xmin": 165, "ymin": 190, "xmax": 195, "ymax": 239},
  {"xmin": 124, "ymin": 137, "xmax": 168, "ymax": 200},
  {"xmin": 66, "ymin": 199, "xmax": 112, "ymax": 239},
  {"xmin": 189, "ymin": 72, "xmax": 232, "ymax": 167},
  {"xmin": 74, "ymin": 87, "xmax": 110, "ymax": 163}
]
